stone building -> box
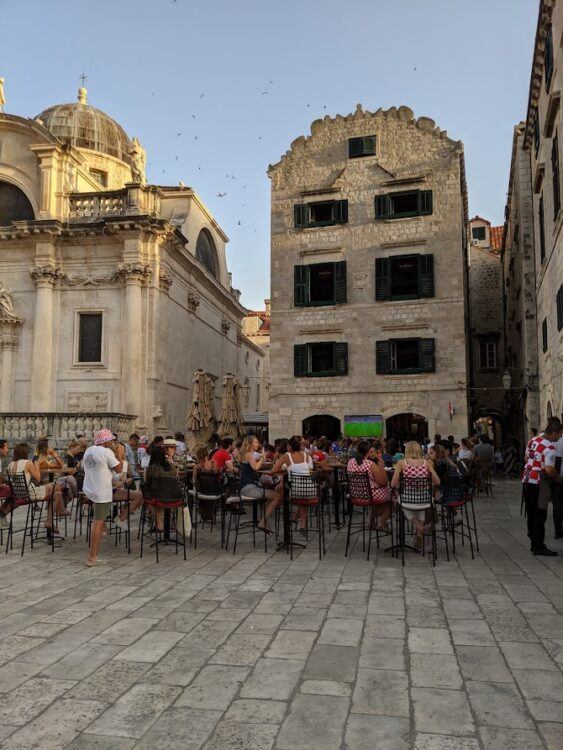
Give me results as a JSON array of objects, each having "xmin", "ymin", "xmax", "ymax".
[
  {"xmin": 0, "ymin": 85, "xmax": 264, "ymax": 441},
  {"xmin": 467, "ymin": 216, "xmax": 506, "ymax": 443},
  {"xmin": 241, "ymin": 299, "xmax": 270, "ymax": 414},
  {"xmin": 501, "ymin": 123, "xmax": 541, "ymax": 447},
  {"xmin": 268, "ymin": 104, "xmax": 469, "ymax": 442},
  {"xmin": 522, "ymin": 0, "xmax": 563, "ymax": 422}
]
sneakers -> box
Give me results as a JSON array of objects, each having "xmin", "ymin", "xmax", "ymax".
[
  {"xmin": 114, "ymin": 517, "xmax": 129, "ymax": 531},
  {"xmin": 532, "ymin": 546, "xmax": 558, "ymax": 557}
]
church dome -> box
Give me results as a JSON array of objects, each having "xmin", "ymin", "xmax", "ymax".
[{"xmin": 35, "ymin": 88, "xmax": 133, "ymax": 165}]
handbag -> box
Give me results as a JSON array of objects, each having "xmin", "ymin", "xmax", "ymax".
[{"xmin": 176, "ymin": 505, "xmax": 192, "ymax": 538}]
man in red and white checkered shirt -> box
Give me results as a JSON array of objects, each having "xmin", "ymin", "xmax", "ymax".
[{"xmin": 522, "ymin": 419, "xmax": 562, "ymax": 556}]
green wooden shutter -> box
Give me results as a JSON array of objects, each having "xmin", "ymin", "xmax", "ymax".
[
  {"xmin": 362, "ymin": 135, "xmax": 376, "ymax": 155},
  {"xmin": 294, "ymin": 265, "xmax": 310, "ymax": 307},
  {"xmin": 376, "ymin": 340, "xmax": 391, "ymax": 374},
  {"xmin": 334, "ymin": 261, "xmax": 347, "ymax": 304},
  {"xmin": 375, "ymin": 257, "xmax": 391, "ymax": 301},
  {"xmin": 418, "ymin": 190, "xmax": 433, "ymax": 216},
  {"xmin": 348, "ymin": 137, "xmax": 363, "ymax": 158},
  {"xmin": 294, "ymin": 204, "xmax": 307, "ymax": 228},
  {"xmin": 335, "ymin": 200, "xmax": 348, "ymax": 224},
  {"xmin": 334, "ymin": 343, "xmax": 348, "ymax": 375},
  {"xmin": 419, "ymin": 254, "xmax": 435, "ymax": 297},
  {"xmin": 294, "ymin": 344, "xmax": 309, "ymax": 376},
  {"xmin": 375, "ymin": 194, "xmax": 390, "ymax": 219},
  {"xmin": 419, "ymin": 338, "xmax": 436, "ymax": 372}
]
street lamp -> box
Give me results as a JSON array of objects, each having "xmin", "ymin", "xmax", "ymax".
[{"xmin": 502, "ymin": 369, "xmax": 512, "ymax": 391}]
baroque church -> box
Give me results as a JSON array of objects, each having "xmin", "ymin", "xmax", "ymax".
[{"xmin": 0, "ymin": 84, "xmax": 266, "ymax": 440}]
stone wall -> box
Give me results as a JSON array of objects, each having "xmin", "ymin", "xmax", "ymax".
[{"xmin": 268, "ymin": 105, "xmax": 469, "ymax": 441}]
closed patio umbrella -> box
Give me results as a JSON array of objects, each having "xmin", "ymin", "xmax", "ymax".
[
  {"xmin": 187, "ymin": 370, "xmax": 216, "ymax": 452},
  {"xmin": 218, "ymin": 373, "xmax": 244, "ymax": 438}
]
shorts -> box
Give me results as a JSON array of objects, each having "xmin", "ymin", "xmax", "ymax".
[
  {"xmin": 93, "ymin": 502, "xmax": 112, "ymax": 521},
  {"xmin": 240, "ymin": 483, "xmax": 265, "ymax": 500}
]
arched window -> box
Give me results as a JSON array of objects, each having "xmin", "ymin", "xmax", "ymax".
[
  {"xmin": 195, "ymin": 229, "xmax": 218, "ymax": 277},
  {"xmin": 0, "ymin": 181, "xmax": 35, "ymax": 225}
]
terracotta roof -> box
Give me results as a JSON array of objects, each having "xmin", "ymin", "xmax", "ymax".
[
  {"xmin": 246, "ymin": 310, "xmax": 270, "ymax": 335},
  {"xmin": 490, "ymin": 226, "xmax": 504, "ymax": 252},
  {"xmin": 469, "ymin": 215, "xmax": 491, "ymax": 225}
]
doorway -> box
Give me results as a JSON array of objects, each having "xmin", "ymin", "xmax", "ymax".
[
  {"xmin": 385, "ymin": 413, "xmax": 428, "ymax": 444},
  {"xmin": 302, "ymin": 414, "xmax": 341, "ymax": 440}
]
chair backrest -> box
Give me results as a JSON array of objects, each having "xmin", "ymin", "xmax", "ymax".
[
  {"xmin": 441, "ymin": 475, "xmax": 466, "ymax": 503},
  {"xmin": 346, "ymin": 471, "xmax": 373, "ymax": 504},
  {"xmin": 75, "ymin": 468, "xmax": 85, "ymax": 493},
  {"xmin": 7, "ymin": 472, "xmax": 31, "ymax": 503},
  {"xmin": 196, "ymin": 470, "xmax": 224, "ymax": 496},
  {"xmin": 151, "ymin": 475, "xmax": 184, "ymax": 503},
  {"xmin": 289, "ymin": 473, "xmax": 320, "ymax": 503},
  {"xmin": 400, "ymin": 474, "xmax": 432, "ymax": 505}
]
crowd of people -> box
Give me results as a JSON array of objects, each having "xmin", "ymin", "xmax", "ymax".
[{"xmin": 0, "ymin": 419, "xmax": 561, "ymax": 562}]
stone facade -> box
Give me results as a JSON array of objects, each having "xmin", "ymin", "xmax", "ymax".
[
  {"xmin": 466, "ymin": 217, "xmax": 506, "ymax": 443},
  {"xmin": 0, "ymin": 87, "xmax": 265, "ymax": 438},
  {"xmin": 502, "ymin": 124, "xmax": 541, "ymax": 446},
  {"xmin": 523, "ymin": 0, "xmax": 563, "ymax": 422},
  {"xmin": 268, "ymin": 104, "xmax": 469, "ymax": 441},
  {"xmin": 241, "ymin": 299, "xmax": 270, "ymax": 413}
]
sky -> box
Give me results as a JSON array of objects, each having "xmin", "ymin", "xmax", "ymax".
[{"xmin": 1, "ymin": 0, "xmax": 538, "ymax": 310}]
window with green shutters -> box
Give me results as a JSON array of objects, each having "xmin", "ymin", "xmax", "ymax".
[
  {"xmin": 545, "ymin": 26, "xmax": 554, "ymax": 91},
  {"xmin": 542, "ymin": 318, "xmax": 548, "ymax": 353},
  {"xmin": 376, "ymin": 338, "xmax": 435, "ymax": 375},
  {"xmin": 294, "ymin": 342, "xmax": 348, "ymax": 377},
  {"xmin": 374, "ymin": 189, "xmax": 433, "ymax": 219},
  {"xmin": 539, "ymin": 194, "xmax": 546, "ymax": 263},
  {"xmin": 375, "ymin": 255, "xmax": 434, "ymax": 300},
  {"xmin": 294, "ymin": 200, "xmax": 349, "ymax": 229},
  {"xmin": 552, "ymin": 133, "xmax": 560, "ymax": 219},
  {"xmin": 348, "ymin": 135, "xmax": 376, "ymax": 158},
  {"xmin": 294, "ymin": 262, "xmax": 347, "ymax": 307}
]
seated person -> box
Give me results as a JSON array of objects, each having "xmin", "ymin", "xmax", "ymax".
[{"xmin": 211, "ymin": 438, "xmax": 237, "ymax": 473}]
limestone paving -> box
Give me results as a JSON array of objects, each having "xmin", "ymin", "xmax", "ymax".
[{"xmin": 0, "ymin": 480, "xmax": 562, "ymax": 749}]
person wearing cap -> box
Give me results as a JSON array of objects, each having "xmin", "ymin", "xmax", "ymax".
[
  {"xmin": 163, "ymin": 437, "xmax": 177, "ymax": 466},
  {"xmin": 83, "ymin": 429, "xmax": 123, "ymax": 566}
]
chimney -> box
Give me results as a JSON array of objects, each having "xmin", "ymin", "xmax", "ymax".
[{"xmin": 264, "ymin": 298, "xmax": 271, "ymax": 316}]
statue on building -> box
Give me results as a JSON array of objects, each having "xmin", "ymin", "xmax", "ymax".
[
  {"xmin": 0, "ymin": 281, "xmax": 17, "ymax": 319},
  {"xmin": 0, "ymin": 78, "xmax": 6, "ymax": 112},
  {"xmin": 130, "ymin": 137, "xmax": 146, "ymax": 184}
]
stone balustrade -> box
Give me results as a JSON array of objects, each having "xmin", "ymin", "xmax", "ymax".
[
  {"xmin": 0, "ymin": 413, "xmax": 136, "ymax": 443},
  {"xmin": 68, "ymin": 184, "xmax": 161, "ymax": 220}
]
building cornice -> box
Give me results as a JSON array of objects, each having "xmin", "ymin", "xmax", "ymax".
[{"xmin": 524, "ymin": 0, "xmax": 556, "ymax": 151}]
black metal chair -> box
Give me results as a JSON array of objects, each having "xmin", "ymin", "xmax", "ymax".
[
  {"xmin": 6, "ymin": 473, "xmax": 55, "ymax": 555},
  {"xmin": 289, "ymin": 473, "xmax": 326, "ymax": 560},
  {"xmin": 140, "ymin": 475, "xmax": 187, "ymax": 563},
  {"xmin": 226, "ymin": 482, "xmax": 269, "ymax": 554},
  {"xmin": 345, "ymin": 471, "xmax": 392, "ymax": 561},
  {"xmin": 189, "ymin": 470, "xmax": 225, "ymax": 548},
  {"xmin": 435, "ymin": 476, "xmax": 475, "ymax": 559},
  {"xmin": 396, "ymin": 474, "xmax": 444, "ymax": 566}
]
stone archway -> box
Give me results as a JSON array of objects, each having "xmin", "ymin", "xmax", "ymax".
[
  {"xmin": 385, "ymin": 412, "xmax": 428, "ymax": 443},
  {"xmin": 302, "ymin": 414, "xmax": 341, "ymax": 440},
  {"xmin": 0, "ymin": 180, "xmax": 35, "ymax": 224}
]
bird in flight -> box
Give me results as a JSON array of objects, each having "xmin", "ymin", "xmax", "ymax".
[
  {"xmin": 217, "ymin": 192, "xmax": 226, "ymax": 198},
  {"xmin": 177, "ymin": 132, "xmax": 182, "ymax": 136}
]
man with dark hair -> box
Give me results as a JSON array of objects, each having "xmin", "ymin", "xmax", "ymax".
[
  {"xmin": 523, "ymin": 419, "xmax": 563, "ymax": 556},
  {"xmin": 212, "ymin": 437, "xmax": 236, "ymax": 473}
]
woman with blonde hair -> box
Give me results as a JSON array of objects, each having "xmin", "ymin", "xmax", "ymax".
[
  {"xmin": 240, "ymin": 434, "xmax": 283, "ymax": 534},
  {"xmin": 391, "ymin": 440, "xmax": 440, "ymax": 548},
  {"xmin": 36, "ymin": 437, "xmax": 77, "ymax": 507}
]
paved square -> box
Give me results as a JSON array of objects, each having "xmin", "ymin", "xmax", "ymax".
[{"xmin": 0, "ymin": 480, "xmax": 562, "ymax": 748}]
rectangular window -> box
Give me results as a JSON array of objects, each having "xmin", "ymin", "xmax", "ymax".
[
  {"xmin": 294, "ymin": 200, "xmax": 348, "ymax": 229},
  {"xmin": 348, "ymin": 135, "xmax": 376, "ymax": 158},
  {"xmin": 78, "ymin": 313, "xmax": 103, "ymax": 363},
  {"xmin": 256, "ymin": 384, "xmax": 260, "ymax": 409},
  {"xmin": 294, "ymin": 342, "xmax": 348, "ymax": 377},
  {"xmin": 534, "ymin": 113, "xmax": 541, "ymax": 155},
  {"xmin": 375, "ymin": 189, "xmax": 433, "ymax": 220},
  {"xmin": 545, "ymin": 26, "xmax": 554, "ymax": 91},
  {"xmin": 472, "ymin": 226, "xmax": 487, "ymax": 241},
  {"xmin": 539, "ymin": 194, "xmax": 546, "ymax": 262},
  {"xmin": 375, "ymin": 254, "xmax": 434, "ymax": 301},
  {"xmin": 552, "ymin": 132, "xmax": 560, "ymax": 219},
  {"xmin": 542, "ymin": 318, "xmax": 548, "ymax": 353},
  {"xmin": 294, "ymin": 261, "xmax": 347, "ymax": 307},
  {"xmin": 557, "ymin": 285, "xmax": 563, "ymax": 331},
  {"xmin": 89, "ymin": 169, "xmax": 108, "ymax": 187},
  {"xmin": 479, "ymin": 338, "xmax": 498, "ymax": 370},
  {"xmin": 376, "ymin": 338, "xmax": 435, "ymax": 375}
]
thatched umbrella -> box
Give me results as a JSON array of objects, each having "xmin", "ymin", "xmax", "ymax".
[
  {"xmin": 187, "ymin": 370, "xmax": 216, "ymax": 452},
  {"xmin": 218, "ymin": 373, "xmax": 244, "ymax": 438}
]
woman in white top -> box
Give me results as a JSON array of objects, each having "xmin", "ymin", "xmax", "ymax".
[
  {"xmin": 1, "ymin": 442, "xmax": 64, "ymax": 534},
  {"xmin": 273, "ymin": 435, "xmax": 314, "ymax": 533},
  {"xmin": 111, "ymin": 442, "xmax": 144, "ymax": 530}
]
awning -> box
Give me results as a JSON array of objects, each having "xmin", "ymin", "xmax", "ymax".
[{"xmin": 242, "ymin": 411, "xmax": 269, "ymax": 426}]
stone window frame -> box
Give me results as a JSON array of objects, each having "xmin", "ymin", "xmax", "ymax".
[{"xmin": 72, "ymin": 307, "xmax": 108, "ymax": 369}]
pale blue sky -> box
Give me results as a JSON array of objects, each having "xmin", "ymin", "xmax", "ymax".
[{"xmin": 1, "ymin": 0, "xmax": 537, "ymax": 309}]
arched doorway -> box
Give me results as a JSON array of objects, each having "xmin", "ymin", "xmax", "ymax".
[
  {"xmin": 303, "ymin": 414, "xmax": 341, "ymax": 440},
  {"xmin": 0, "ymin": 181, "xmax": 35, "ymax": 225},
  {"xmin": 386, "ymin": 413, "xmax": 428, "ymax": 443}
]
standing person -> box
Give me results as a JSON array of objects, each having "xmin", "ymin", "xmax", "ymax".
[
  {"xmin": 125, "ymin": 434, "xmax": 141, "ymax": 489},
  {"xmin": 522, "ymin": 420, "xmax": 562, "ymax": 556},
  {"xmin": 552, "ymin": 431, "xmax": 563, "ymax": 539},
  {"xmin": 83, "ymin": 429, "xmax": 122, "ymax": 566}
]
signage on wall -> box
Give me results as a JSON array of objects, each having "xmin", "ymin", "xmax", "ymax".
[{"xmin": 344, "ymin": 415, "xmax": 383, "ymax": 438}]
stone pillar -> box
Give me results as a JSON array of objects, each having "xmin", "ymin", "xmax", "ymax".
[
  {"xmin": 29, "ymin": 265, "xmax": 59, "ymax": 411},
  {"xmin": 0, "ymin": 318, "xmax": 23, "ymax": 411},
  {"xmin": 118, "ymin": 262, "xmax": 151, "ymax": 419}
]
